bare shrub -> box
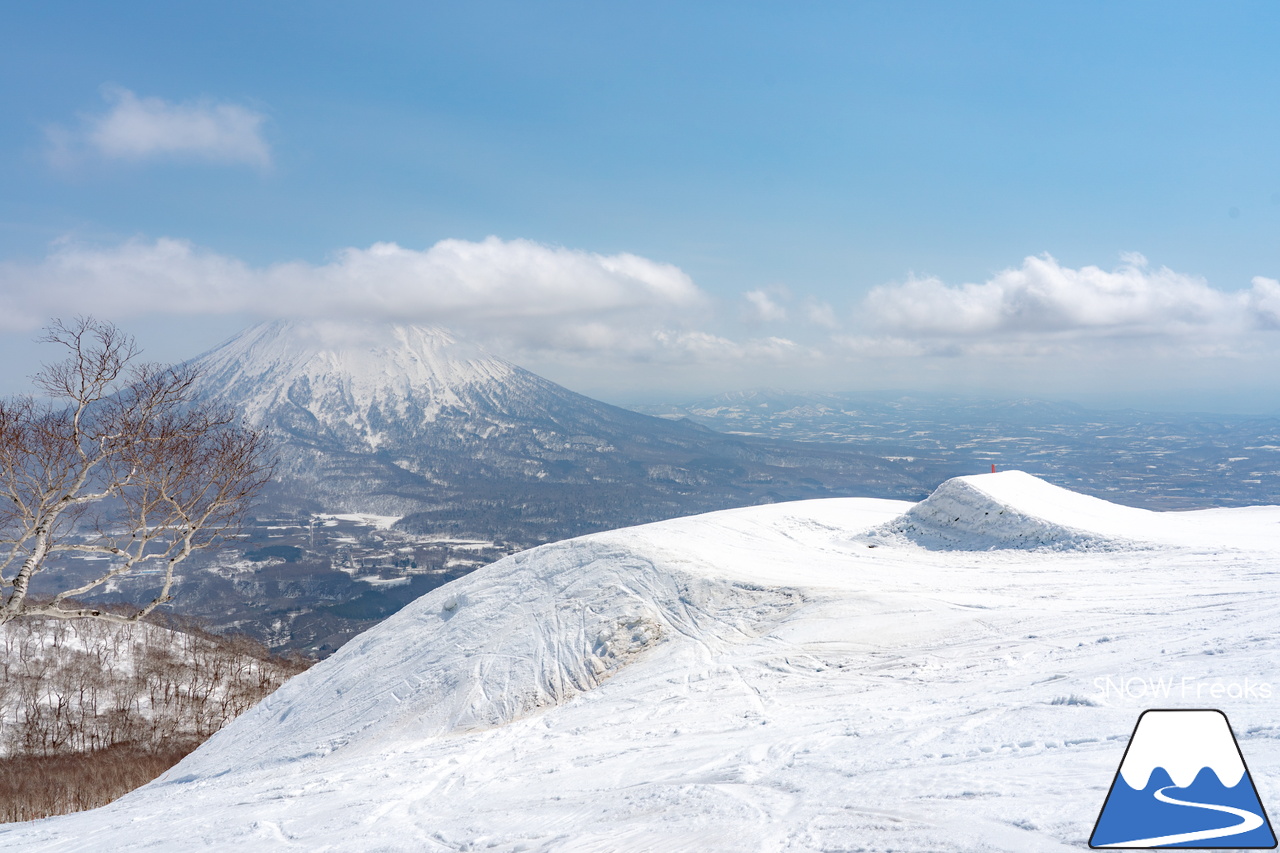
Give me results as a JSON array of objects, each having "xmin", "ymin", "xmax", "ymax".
[
  {"xmin": 0, "ymin": 616, "xmax": 310, "ymax": 822},
  {"xmin": 0, "ymin": 741, "xmax": 200, "ymax": 823}
]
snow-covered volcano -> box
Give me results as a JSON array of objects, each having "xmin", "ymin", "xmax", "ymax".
[
  {"xmin": 190, "ymin": 320, "xmax": 531, "ymax": 448},
  {"xmin": 1118, "ymin": 710, "xmax": 1247, "ymax": 791},
  {"xmin": 8, "ymin": 472, "xmax": 1280, "ymax": 851},
  {"xmin": 184, "ymin": 319, "xmax": 917, "ymax": 535}
]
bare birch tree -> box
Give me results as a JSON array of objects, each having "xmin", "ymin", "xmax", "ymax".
[{"xmin": 0, "ymin": 318, "xmax": 272, "ymax": 624}]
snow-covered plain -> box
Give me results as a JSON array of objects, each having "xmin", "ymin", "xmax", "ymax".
[{"xmin": 5, "ymin": 471, "xmax": 1280, "ymax": 852}]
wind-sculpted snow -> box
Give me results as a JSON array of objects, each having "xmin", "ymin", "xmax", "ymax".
[
  {"xmin": 8, "ymin": 473, "xmax": 1280, "ymax": 852},
  {"xmin": 169, "ymin": 538, "xmax": 803, "ymax": 775},
  {"xmin": 866, "ymin": 470, "xmax": 1280, "ymax": 553},
  {"xmin": 865, "ymin": 471, "xmax": 1139, "ymax": 551}
]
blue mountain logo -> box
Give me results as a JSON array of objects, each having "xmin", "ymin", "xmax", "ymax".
[{"xmin": 1091, "ymin": 709, "xmax": 1276, "ymax": 848}]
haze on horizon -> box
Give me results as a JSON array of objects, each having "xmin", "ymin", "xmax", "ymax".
[{"xmin": 2, "ymin": 2, "xmax": 1278, "ymax": 414}]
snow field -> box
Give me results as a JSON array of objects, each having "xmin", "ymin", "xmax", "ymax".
[{"xmin": 4, "ymin": 472, "xmax": 1280, "ymax": 851}]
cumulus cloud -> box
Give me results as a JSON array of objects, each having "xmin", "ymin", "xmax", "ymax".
[
  {"xmin": 11, "ymin": 234, "xmax": 1274, "ymax": 396},
  {"xmin": 0, "ymin": 234, "xmax": 841, "ymax": 377},
  {"xmin": 47, "ymin": 87, "xmax": 270, "ymax": 168},
  {"xmin": 0, "ymin": 235, "xmax": 729, "ymax": 361},
  {"xmin": 1248, "ymin": 276, "xmax": 1280, "ymax": 329},
  {"xmin": 740, "ymin": 288, "xmax": 839, "ymax": 331},
  {"xmin": 862, "ymin": 253, "xmax": 1280, "ymax": 341},
  {"xmin": 0, "ymin": 235, "xmax": 701, "ymax": 323}
]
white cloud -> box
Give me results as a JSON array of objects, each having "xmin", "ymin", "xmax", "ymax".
[
  {"xmin": 742, "ymin": 288, "xmax": 787, "ymax": 323},
  {"xmin": 308, "ymin": 238, "xmax": 702, "ymax": 321},
  {"xmin": 0, "ymin": 235, "xmax": 721, "ymax": 360},
  {"xmin": 802, "ymin": 299, "xmax": 838, "ymax": 329},
  {"xmin": 9, "ymin": 235, "xmax": 1277, "ymax": 403},
  {"xmin": 47, "ymin": 87, "xmax": 270, "ymax": 168},
  {"xmin": 831, "ymin": 334, "xmax": 928, "ymax": 359},
  {"xmin": 0, "ymin": 234, "xmax": 841, "ymax": 378},
  {"xmin": 862, "ymin": 253, "xmax": 1279, "ymax": 340},
  {"xmin": 654, "ymin": 331, "xmax": 808, "ymax": 362},
  {"xmin": 1248, "ymin": 276, "xmax": 1280, "ymax": 330}
]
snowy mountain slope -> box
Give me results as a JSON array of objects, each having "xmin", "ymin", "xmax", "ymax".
[
  {"xmin": 7, "ymin": 472, "xmax": 1280, "ymax": 851},
  {"xmin": 0, "ymin": 618, "xmax": 299, "ymax": 758},
  {"xmin": 866, "ymin": 471, "xmax": 1138, "ymax": 551}
]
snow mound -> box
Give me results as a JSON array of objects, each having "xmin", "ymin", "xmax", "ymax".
[
  {"xmin": 866, "ymin": 470, "xmax": 1148, "ymax": 551},
  {"xmin": 169, "ymin": 537, "xmax": 800, "ymax": 776}
]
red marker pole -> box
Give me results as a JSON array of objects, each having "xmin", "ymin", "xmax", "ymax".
[{"xmin": 991, "ymin": 463, "xmax": 996, "ymax": 473}]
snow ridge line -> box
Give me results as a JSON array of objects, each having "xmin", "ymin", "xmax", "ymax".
[{"xmin": 863, "ymin": 476, "xmax": 1140, "ymax": 552}]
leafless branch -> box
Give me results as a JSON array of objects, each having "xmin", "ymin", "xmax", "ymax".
[{"xmin": 0, "ymin": 318, "xmax": 273, "ymax": 624}]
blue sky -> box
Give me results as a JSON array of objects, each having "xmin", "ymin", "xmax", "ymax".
[{"xmin": 2, "ymin": 2, "xmax": 1279, "ymax": 410}]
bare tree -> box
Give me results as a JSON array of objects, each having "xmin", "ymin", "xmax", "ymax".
[{"xmin": 0, "ymin": 318, "xmax": 272, "ymax": 624}]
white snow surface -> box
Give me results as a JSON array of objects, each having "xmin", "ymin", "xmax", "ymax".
[
  {"xmin": 6, "ymin": 471, "xmax": 1280, "ymax": 851},
  {"xmin": 866, "ymin": 470, "xmax": 1276, "ymax": 551}
]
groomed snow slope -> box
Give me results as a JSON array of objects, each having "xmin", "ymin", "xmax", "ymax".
[{"xmin": 6, "ymin": 471, "xmax": 1280, "ymax": 852}]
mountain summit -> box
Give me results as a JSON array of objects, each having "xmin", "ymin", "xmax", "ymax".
[
  {"xmin": 191, "ymin": 320, "xmax": 541, "ymax": 450},
  {"xmin": 188, "ymin": 319, "xmax": 918, "ymax": 540}
]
